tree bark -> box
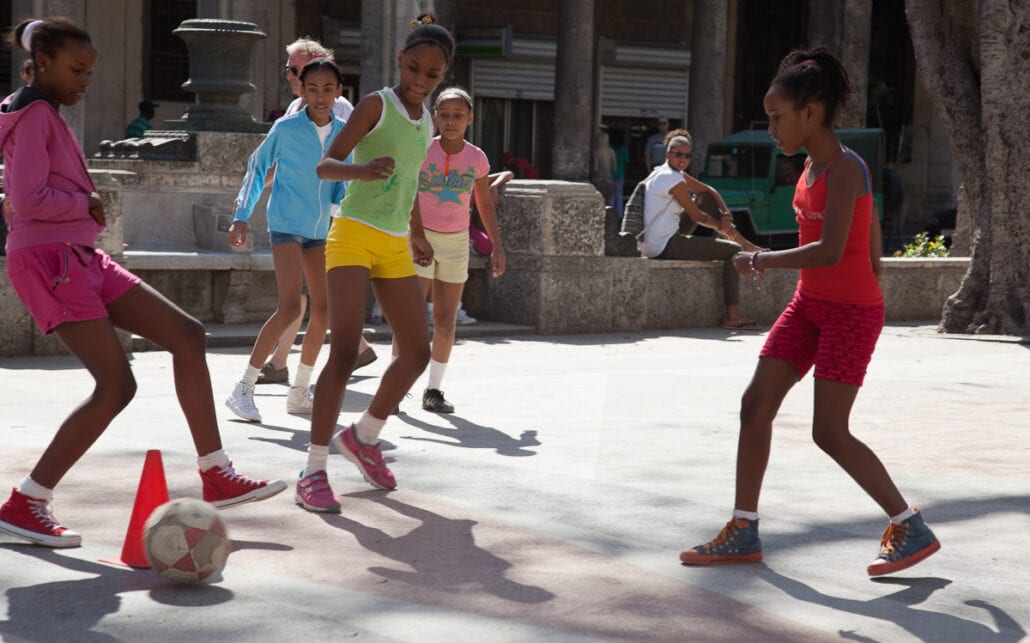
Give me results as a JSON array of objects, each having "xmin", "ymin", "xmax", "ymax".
[{"xmin": 905, "ymin": 0, "xmax": 1030, "ymax": 334}]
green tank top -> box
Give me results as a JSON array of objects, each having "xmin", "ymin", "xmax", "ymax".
[{"xmin": 339, "ymin": 88, "xmax": 432, "ymax": 235}]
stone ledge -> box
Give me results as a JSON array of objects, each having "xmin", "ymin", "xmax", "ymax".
[{"xmin": 122, "ymin": 247, "xmax": 275, "ymax": 271}]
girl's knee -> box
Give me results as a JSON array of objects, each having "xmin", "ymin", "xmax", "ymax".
[
  {"xmin": 275, "ymin": 298, "xmax": 304, "ymax": 321},
  {"xmin": 739, "ymin": 388, "xmax": 773, "ymax": 427},
  {"xmin": 325, "ymin": 347, "xmax": 359, "ymax": 379},
  {"xmin": 173, "ymin": 316, "xmax": 207, "ymax": 356},
  {"xmin": 812, "ymin": 425, "xmax": 851, "ymax": 456},
  {"xmin": 98, "ymin": 370, "xmax": 137, "ymax": 409},
  {"xmin": 399, "ymin": 343, "xmax": 431, "ymax": 372}
]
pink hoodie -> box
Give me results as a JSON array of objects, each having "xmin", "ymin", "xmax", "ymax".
[{"xmin": 0, "ymin": 94, "xmax": 101, "ymax": 254}]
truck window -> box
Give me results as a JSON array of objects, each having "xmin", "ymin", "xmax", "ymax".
[
  {"xmin": 774, "ymin": 155, "xmax": 806, "ymax": 186},
  {"xmin": 704, "ymin": 145, "xmax": 772, "ymax": 180}
]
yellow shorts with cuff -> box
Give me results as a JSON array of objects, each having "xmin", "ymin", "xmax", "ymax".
[{"xmin": 325, "ymin": 217, "xmax": 415, "ymax": 279}]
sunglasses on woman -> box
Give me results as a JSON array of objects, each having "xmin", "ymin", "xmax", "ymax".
[
  {"xmin": 284, "ymin": 65, "xmax": 300, "ymax": 76},
  {"xmin": 669, "ymin": 151, "xmax": 692, "ymax": 160}
]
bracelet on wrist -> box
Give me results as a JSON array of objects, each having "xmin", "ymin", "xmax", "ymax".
[{"xmin": 749, "ymin": 250, "xmax": 764, "ymax": 273}]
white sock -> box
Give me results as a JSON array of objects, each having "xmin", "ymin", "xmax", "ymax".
[
  {"xmin": 242, "ymin": 364, "xmax": 261, "ymax": 387},
  {"xmin": 427, "ymin": 359, "xmax": 448, "ymax": 390},
  {"xmin": 355, "ymin": 410, "xmax": 387, "ymax": 445},
  {"xmin": 197, "ymin": 449, "xmax": 230, "ymax": 471},
  {"xmin": 890, "ymin": 507, "xmax": 916, "ymax": 525},
  {"xmin": 733, "ymin": 509, "xmax": 759, "ymax": 521},
  {"xmin": 305, "ymin": 444, "xmax": 329, "ymax": 474},
  {"xmin": 294, "ymin": 363, "xmax": 314, "ymax": 389},
  {"xmin": 18, "ymin": 476, "xmax": 53, "ymax": 501}
]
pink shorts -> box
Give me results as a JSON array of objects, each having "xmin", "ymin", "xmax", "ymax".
[
  {"xmin": 6, "ymin": 243, "xmax": 141, "ymax": 335},
  {"xmin": 760, "ymin": 291, "xmax": 884, "ymax": 387}
]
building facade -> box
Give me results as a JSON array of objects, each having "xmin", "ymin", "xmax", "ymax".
[{"xmin": 2, "ymin": 0, "xmax": 956, "ymax": 228}]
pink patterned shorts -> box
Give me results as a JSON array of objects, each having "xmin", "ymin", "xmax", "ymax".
[
  {"xmin": 6, "ymin": 243, "xmax": 141, "ymax": 335},
  {"xmin": 760, "ymin": 291, "xmax": 885, "ymax": 387}
]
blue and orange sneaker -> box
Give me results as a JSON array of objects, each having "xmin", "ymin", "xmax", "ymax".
[
  {"xmin": 680, "ymin": 517, "xmax": 763, "ymax": 565},
  {"xmin": 867, "ymin": 509, "xmax": 940, "ymax": 576}
]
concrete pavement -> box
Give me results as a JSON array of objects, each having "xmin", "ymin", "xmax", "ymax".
[{"xmin": 1, "ymin": 324, "xmax": 1027, "ymax": 641}]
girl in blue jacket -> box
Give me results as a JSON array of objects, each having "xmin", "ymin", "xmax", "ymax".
[{"xmin": 226, "ymin": 59, "xmax": 347, "ymax": 422}]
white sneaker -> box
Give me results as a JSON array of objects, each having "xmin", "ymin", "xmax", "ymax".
[
  {"xmin": 226, "ymin": 381, "xmax": 261, "ymax": 422},
  {"xmin": 286, "ymin": 385, "xmax": 314, "ymax": 414},
  {"xmin": 455, "ymin": 307, "xmax": 477, "ymax": 325}
]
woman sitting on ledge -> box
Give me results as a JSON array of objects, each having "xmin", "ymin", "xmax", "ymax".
[{"xmin": 640, "ymin": 129, "xmax": 763, "ymax": 331}]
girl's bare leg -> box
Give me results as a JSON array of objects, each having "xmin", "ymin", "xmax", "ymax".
[
  {"xmin": 811, "ymin": 378, "xmax": 907, "ymax": 515},
  {"xmin": 298, "ymin": 247, "xmax": 329, "ymax": 367},
  {"xmin": 368, "ymin": 276, "xmax": 431, "ymax": 419},
  {"xmin": 29, "ymin": 318, "xmax": 136, "ymax": 488},
  {"xmin": 311, "ymin": 266, "xmax": 370, "ymax": 447},
  {"xmin": 734, "ymin": 357, "xmax": 799, "ymax": 512},
  {"xmin": 268, "ymin": 294, "xmax": 306, "ymax": 370},
  {"xmin": 247, "ymin": 243, "xmax": 306, "ymax": 370},
  {"xmin": 107, "ymin": 282, "xmax": 222, "ymax": 455},
  {"xmin": 428, "ymin": 279, "xmax": 464, "ymax": 364}
]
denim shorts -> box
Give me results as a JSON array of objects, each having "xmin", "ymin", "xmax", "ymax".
[{"xmin": 269, "ymin": 231, "xmax": 326, "ymax": 249}]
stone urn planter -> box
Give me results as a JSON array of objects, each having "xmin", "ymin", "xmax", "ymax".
[{"xmin": 165, "ymin": 19, "xmax": 269, "ymax": 133}]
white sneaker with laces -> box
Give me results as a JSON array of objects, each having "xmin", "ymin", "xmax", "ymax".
[
  {"xmin": 286, "ymin": 385, "xmax": 314, "ymax": 414},
  {"xmin": 455, "ymin": 307, "xmax": 477, "ymax": 325},
  {"xmin": 226, "ymin": 381, "xmax": 261, "ymax": 422}
]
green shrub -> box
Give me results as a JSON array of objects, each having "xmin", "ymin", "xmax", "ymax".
[{"xmin": 894, "ymin": 232, "xmax": 950, "ymax": 257}]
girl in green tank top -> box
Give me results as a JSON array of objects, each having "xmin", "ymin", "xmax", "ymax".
[{"xmin": 299, "ymin": 15, "xmax": 455, "ymax": 507}]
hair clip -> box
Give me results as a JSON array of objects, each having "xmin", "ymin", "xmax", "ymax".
[
  {"xmin": 801, "ymin": 59, "xmax": 819, "ymax": 67},
  {"xmin": 410, "ymin": 15, "xmax": 435, "ymax": 30}
]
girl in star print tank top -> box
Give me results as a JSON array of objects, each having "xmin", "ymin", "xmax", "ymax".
[{"xmin": 679, "ymin": 47, "xmax": 941, "ymax": 577}]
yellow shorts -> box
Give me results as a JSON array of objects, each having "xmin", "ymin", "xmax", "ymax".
[
  {"xmin": 325, "ymin": 217, "xmax": 416, "ymax": 279},
  {"xmin": 413, "ymin": 228, "xmax": 470, "ymax": 284}
]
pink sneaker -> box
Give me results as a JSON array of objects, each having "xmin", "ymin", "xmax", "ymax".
[
  {"xmin": 294, "ymin": 470, "xmax": 340, "ymax": 513},
  {"xmin": 0, "ymin": 488, "xmax": 82, "ymax": 548},
  {"xmin": 200, "ymin": 462, "xmax": 287, "ymax": 508},
  {"xmin": 333, "ymin": 425, "xmax": 397, "ymax": 490}
]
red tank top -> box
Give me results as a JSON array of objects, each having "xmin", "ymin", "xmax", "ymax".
[{"xmin": 793, "ymin": 150, "xmax": 883, "ymax": 305}]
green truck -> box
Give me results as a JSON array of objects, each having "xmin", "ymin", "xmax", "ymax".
[{"xmin": 700, "ymin": 128, "xmax": 885, "ymax": 249}]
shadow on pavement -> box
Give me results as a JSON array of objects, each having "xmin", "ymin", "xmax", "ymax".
[
  {"xmin": 248, "ymin": 424, "xmax": 397, "ymax": 460},
  {"xmin": 0, "ymin": 544, "xmax": 233, "ymax": 642},
  {"xmin": 397, "ymin": 413, "xmax": 541, "ymax": 456},
  {"xmin": 758, "ymin": 566, "xmax": 1026, "ymax": 642},
  {"xmin": 321, "ymin": 491, "xmax": 554, "ymax": 604}
]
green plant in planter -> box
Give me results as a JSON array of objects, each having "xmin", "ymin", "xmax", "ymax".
[{"xmin": 894, "ymin": 232, "xmax": 950, "ymax": 257}]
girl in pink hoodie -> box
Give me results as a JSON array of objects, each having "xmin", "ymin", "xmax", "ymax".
[{"xmin": 0, "ymin": 17, "xmax": 286, "ymax": 549}]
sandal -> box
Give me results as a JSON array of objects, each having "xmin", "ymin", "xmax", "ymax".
[{"xmin": 720, "ymin": 320, "xmax": 762, "ymax": 331}]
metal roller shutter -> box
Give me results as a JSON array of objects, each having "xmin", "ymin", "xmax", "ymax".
[
  {"xmin": 600, "ymin": 66, "xmax": 689, "ymax": 119},
  {"xmin": 471, "ymin": 58, "xmax": 555, "ymax": 101}
]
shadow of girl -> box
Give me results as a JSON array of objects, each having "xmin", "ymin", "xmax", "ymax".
[{"xmin": 320, "ymin": 492, "xmax": 553, "ymax": 604}]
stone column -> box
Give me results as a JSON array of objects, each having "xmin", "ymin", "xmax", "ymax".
[
  {"xmin": 552, "ymin": 0, "xmax": 594, "ymax": 181},
  {"xmin": 688, "ymin": 0, "xmax": 729, "ymax": 173},
  {"xmin": 808, "ymin": 0, "xmax": 871, "ymax": 128}
]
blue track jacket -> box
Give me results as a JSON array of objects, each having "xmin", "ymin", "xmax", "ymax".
[{"xmin": 233, "ymin": 110, "xmax": 346, "ymax": 239}]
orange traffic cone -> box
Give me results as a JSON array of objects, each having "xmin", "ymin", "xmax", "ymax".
[{"xmin": 102, "ymin": 449, "xmax": 169, "ymax": 568}]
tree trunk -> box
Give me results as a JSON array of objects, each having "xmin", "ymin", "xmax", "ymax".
[{"xmin": 905, "ymin": 0, "xmax": 1030, "ymax": 334}]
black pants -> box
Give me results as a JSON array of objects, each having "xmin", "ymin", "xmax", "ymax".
[{"xmin": 658, "ymin": 234, "xmax": 741, "ymax": 305}]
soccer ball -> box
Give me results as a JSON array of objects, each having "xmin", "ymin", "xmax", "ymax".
[{"xmin": 143, "ymin": 499, "xmax": 230, "ymax": 584}]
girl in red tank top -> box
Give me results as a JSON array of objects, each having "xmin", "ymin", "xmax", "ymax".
[{"xmin": 680, "ymin": 47, "xmax": 940, "ymax": 577}]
